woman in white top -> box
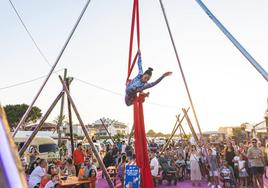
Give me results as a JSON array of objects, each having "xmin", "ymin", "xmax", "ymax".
[{"xmin": 190, "ymin": 145, "xmax": 202, "ymax": 186}]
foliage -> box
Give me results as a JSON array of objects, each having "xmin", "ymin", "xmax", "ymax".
[
  {"xmin": 53, "ymin": 115, "xmax": 68, "ymax": 126},
  {"xmin": 113, "ymin": 133, "xmax": 125, "ymax": 140},
  {"xmin": 4, "ymin": 104, "xmax": 42, "ymax": 129},
  {"xmin": 233, "ymin": 126, "xmax": 247, "ymax": 143},
  {"xmin": 147, "ymin": 129, "xmax": 156, "ymax": 137}
]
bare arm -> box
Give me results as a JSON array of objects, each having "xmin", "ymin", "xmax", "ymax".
[{"xmin": 138, "ymin": 72, "xmax": 172, "ymax": 91}]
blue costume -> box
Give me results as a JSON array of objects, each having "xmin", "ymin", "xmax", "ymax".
[{"xmin": 125, "ymin": 55, "xmax": 165, "ymax": 106}]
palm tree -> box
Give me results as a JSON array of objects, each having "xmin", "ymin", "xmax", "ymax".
[{"xmin": 53, "ymin": 114, "xmax": 68, "ymax": 146}]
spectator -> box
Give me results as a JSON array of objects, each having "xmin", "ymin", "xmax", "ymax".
[
  {"xmin": 207, "ymin": 148, "xmax": 221, "ymax": 188},
  {"xmin": 247, "ymin": 138, "xmax": 265, "ymax": 188},
  {"xmin": 39, "ymin": 164, "xmax": 57, "ymax": 188},
  {"xmin": 63, "ymin": 158, "xmax": 76, "ymax": 176},
  {"xmin": 238, "ymin": 153, "xmax": 248, "ymax": 188},
  {"xmin": 118, "ymin": 155, "xmax": 127, "ymax": 185},
  {"xmin": 121, "ymin": 141, "xmax": 127, "ymax": 154},
  {"xmin": 73, "ymin": 143, "xmax": 85, "ymax": 176},
  {"xmin": 175, "ymin": 154, "xmax": 186, "ymax": 181},
  {"xmin": 125, "ymin": 144, "xmax": 134, "ymax": 160},
  {"xmin": 28, "ymin": 146, "xmax": 39, "ymax": 172},
  {"xmin": 225, "ymin": 142, "xmax": 235, "ymax": 170},
  {"xmin": 232, "ymin": 151, "xmax": 240, "ymax": 184},
  {"xmin": 44, "ymin": 174, "xmax": 59, "ymax": 188},
  {"xmin": 28, "ymin": 157, "xmax": 41, "ymax": 175},
  {"xmin": 149, "ymin": 139, "xmax": 158, "ymax": 153},
  {"xmin": 117, "ymin": 139, "xmax": 122, "ymax": 153},
  {"xmin": 103, "ymin": 150, "xmax": 114, "ymax": 168},
  {"xmin": 149, "ymin": 152, "xmax": 159, "ymax": 185},
  {"xmin": 106, "ymin": 144, "xmax": 111, "ymax": 153},
  {"xmin": 112, "ymin": 144, "xmax": 119, "ymax": 165},
  {"xmin": 79, "ymin": 158, "xmax": 95, "ymax": 179},
  {"xmin": 59, "ymin": 143, "xmax": 68, "ymax": 160},
  {"xmin": 190, "ymin": 145, "xmax": 202, "ymax": 186},
  {"xmin": 28, "ymin": 159, "xmax": 47, "ymax": 188},
  {"xmin": 176, "ymin": 144, "xmax": 185, "ymax": 159},
  {"xmin": 219, "ymin": 160, "xmax": 236, "ymax": 188}
]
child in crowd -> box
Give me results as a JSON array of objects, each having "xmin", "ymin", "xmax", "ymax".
[
  {"xmin": 232, "ymin": 151, "xmax": 240, "ymax": 185},
  {"xmin": 175, "ymin": 154, "xmax": 186, "ymax": 181},
  {"xmin": 207, "ymin": 148, "xmax": 221, "ymax": 188},
  {"xmin": 44, "ymin": 174, "xmax": 59, "ymax": 188},
  {"xmin": 220, "ymin": 160, "xmax": 236, "ymax": 188},
  {"xmin": 238, "ymin": 153, "xmax": 248, "ymax": 188}
]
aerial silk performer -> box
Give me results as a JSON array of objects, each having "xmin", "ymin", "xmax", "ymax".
[
  {"xmin": 125, "ymin": 52, "xmax": 172, "ymax": 106},
  {"xmin": 125, "ymin": 2, "xmax": 171, "ymax": 187},
  {"xmin": 125, "ymin": 55, "xmax": 171, "ymax": 188}
]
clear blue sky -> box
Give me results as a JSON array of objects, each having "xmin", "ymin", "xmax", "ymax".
[{"xmin": 0, "ymin": 0, "xmax": 267, "ymax": 134}]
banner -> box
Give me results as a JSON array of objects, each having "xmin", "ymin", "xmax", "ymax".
[{"xmin": 124, "ymin": 165, "xmax": 140, "ymax": 188}]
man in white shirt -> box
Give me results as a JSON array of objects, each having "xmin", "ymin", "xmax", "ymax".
[
  {"xmin": 150, "ymin": 152, "xmax": 159, "ymax": 185},
  {"xmin": 121, "ymin": 140, "xmax": 127, "ymax": 154},
  {"xmin": 28, "ymin": 159, "xmax": 47, "ymax": 188}
]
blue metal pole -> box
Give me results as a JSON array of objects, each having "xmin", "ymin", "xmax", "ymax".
[{"xmin": 195, "ymin": 0, "xmax": 268, "ymax": 82}]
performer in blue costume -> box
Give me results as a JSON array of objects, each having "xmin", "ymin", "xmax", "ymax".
[{"xmin": 125, "ymin": 53, "xmax": 172, "ymax": 106}]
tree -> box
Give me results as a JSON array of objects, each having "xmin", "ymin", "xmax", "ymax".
[
  {"xmin": 155, "ymin": 132, "xmax": 164, "ymax": 137},
  {"xmin": 233, "ymin": 126, "xmax": 247, "ymax": 143},
  {"xmin": 53, "ymin": 115, "xmax": 68, "ymax": 128},
  {"xmin": 113, "ymin": 133, "xmax": 125, "ymax": 140},
  {"xmin": 4, "ymin": 104, "xmax": 42, "ymax": 129},
  {"xmin": 147, "ymin": 129, "xmax": 156, "ymax": 137}
]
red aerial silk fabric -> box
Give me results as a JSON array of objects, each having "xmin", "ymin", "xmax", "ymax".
[
  {"xmin": 133, "ymin": 95, "xmax": 154, "ymax": 188},
  {"xmin": 126, "ymin": 0, "xmax": 140, "ymax": 85},
  {"xmin": 127, "ymin": 0, "xmax": 154, "ymax": 187}
]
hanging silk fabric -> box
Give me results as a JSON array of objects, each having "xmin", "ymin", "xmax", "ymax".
[{"xmin": 126, "ymin": 0, "xmax": 154, "ymax": 187}]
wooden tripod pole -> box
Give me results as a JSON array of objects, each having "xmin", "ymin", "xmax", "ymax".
[
  {"xmin": 59, "ymin": 76, "xmax": 114, "ymax": 188},
  {"xmin": 57, "ymin": 69, "xmax": 67, "ymax": 147},
  {"xmin": 66, "ymin": 77, "xmax": 75, "ymax": 155},
  {"xmin": 182, "ymin": 108, "xmax": 199, "ymax": 143},
  {"xmin": 160, "ymin": 108, "xmax": 189, "ymax": 154},
  {"xmin": 170, "ymin": 114, "xmax": 180, "ymax": 136},
  {"xmin": 180, "ymin": 124, "xmax": 187, "ymax": 137},
  {"xmin": 161, "ymin": 114, "xmax": 180, "ymax": 152}
]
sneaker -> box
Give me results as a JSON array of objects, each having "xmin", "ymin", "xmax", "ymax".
[
  {"xmin": 217, "ymin": 185, "xmax": 221, "ymax": 188},
  {"xmin": 211, "ymin": 185, "xmax": 215, "ymax": 188},
  {"xmin": 208, "ymin": 182, "xmax": 211, "ymax": 187}
]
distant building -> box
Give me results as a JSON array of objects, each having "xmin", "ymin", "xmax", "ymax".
[
  {"xmin": 86, "ymin": 124, "xmax": 97, "ymax": 137},
  {"xmin": 218, "ymin": 126, "xmax": 239, "ymax": 137},
  {"xmin": 202, "ymin": 131, "xmax": 225, "ymax": 142},
  {"xmin": 25, "ymin": 122, "xmax": 57, "ymax": 131},
  {"xmin": 244, "ymin": 121, "xmax": 267, "ymax": 140},
  {"xmin": 93, "ymin": 118, "xmax": 128, "ymax": 137},
  {"xmin": 64, "ymin": 124, "xmax": 84, "ymax": 137}
]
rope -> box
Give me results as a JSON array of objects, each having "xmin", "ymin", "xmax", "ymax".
[
  {"xmin": 159, "ymin": 0, "xmax": 203, "ymax": 137},
  {"xmin": 7, "ymin": 0, "xmax": 51, "ymax": 67},
  {"xmin": 0, "ymin": 69, "xmax": 64, "ymax": 91}
]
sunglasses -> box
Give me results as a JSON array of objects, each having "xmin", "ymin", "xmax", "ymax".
[{"xmin": 252, "ymin": 141, "xmax": 257, "ymax": 144}]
